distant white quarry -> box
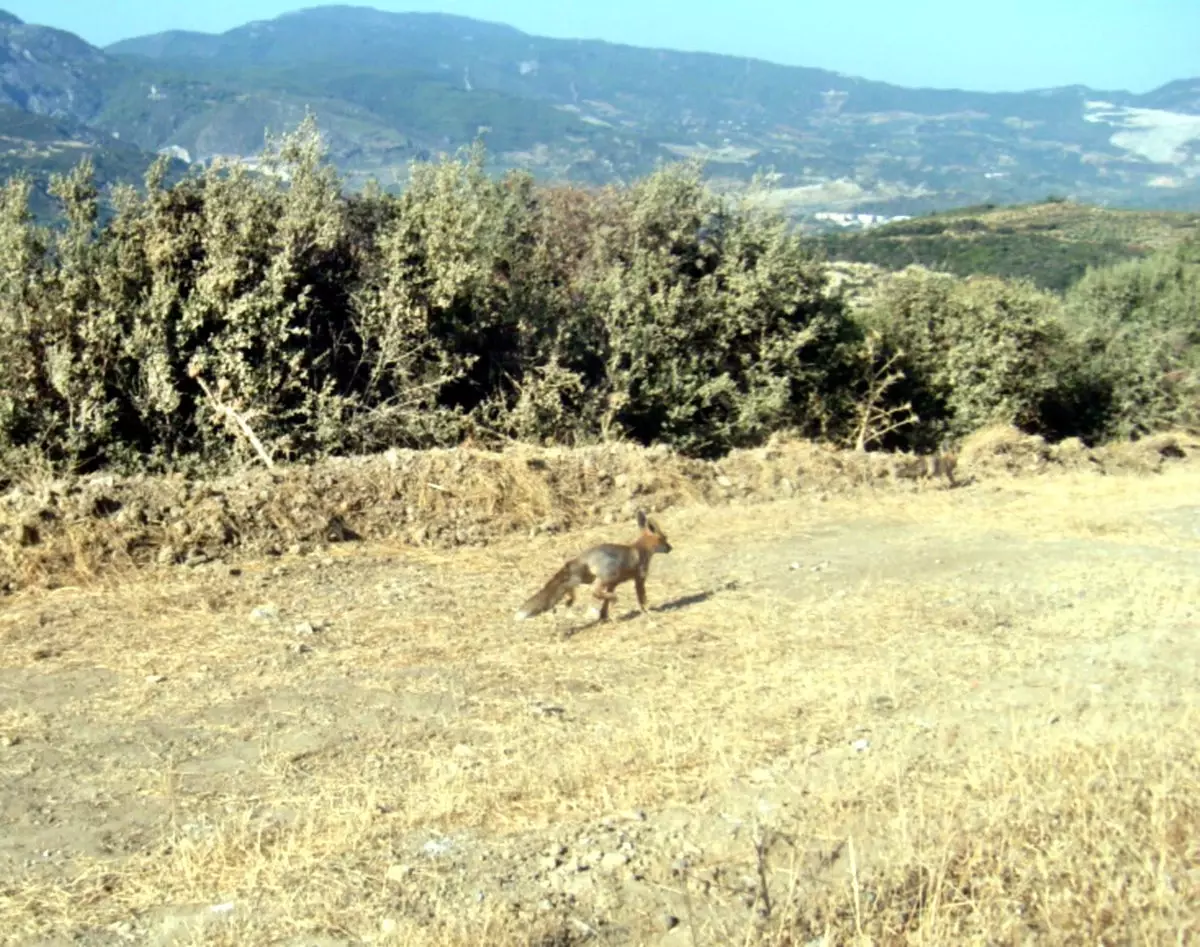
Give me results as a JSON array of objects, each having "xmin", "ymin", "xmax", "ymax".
[{"xmin": 1084, "ymin": 101, "xmax": 1200, "ymax": 175}]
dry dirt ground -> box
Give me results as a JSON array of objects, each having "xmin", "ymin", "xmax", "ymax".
[{"xmin": 1, "ymin": 461, "xmax": 1199, "ymax": 945}]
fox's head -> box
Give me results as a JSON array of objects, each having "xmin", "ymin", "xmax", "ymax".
[{"xmin": 636, "ymin": 510, "xmax": 672, "ymax": 554}]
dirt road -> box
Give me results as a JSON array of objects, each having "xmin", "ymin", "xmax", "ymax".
[{"xmin": 2, "ymin": 462, "xmax": 1198, "ymax": 945}]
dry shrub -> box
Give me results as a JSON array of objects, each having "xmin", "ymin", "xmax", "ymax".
[
  {"xmin": 1092, "ymin": 430, "xmax": 1197, "ymax": 474},
  {"xmin": 957, "ymin": 423, "xmax": 1053, "ymax": 478},
  {"xmin": 0, "ymin": 442, "xmax": 712, "ymax": 591}
]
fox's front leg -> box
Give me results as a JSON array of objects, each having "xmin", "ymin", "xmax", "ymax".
[{"xmin": 634, "ymin": 575, "xmax": 648, "ymax": 614}]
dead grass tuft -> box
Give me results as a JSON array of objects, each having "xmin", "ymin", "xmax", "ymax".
[
  {"xmin": 957, "ymin": 423, "xmax": 1052, "ymax": 477},
  {"xmin": 767, "ymin": 729, "xmax": 1200, "ymax": 945},
  {"xmin": 1094, "ymin": 429, "xmax": 1200, "ymax": 474}
]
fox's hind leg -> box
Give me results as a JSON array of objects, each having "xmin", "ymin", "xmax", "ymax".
[{"xmin": 590, "ymin": 579, "xmax": 618, "ymax": 622}]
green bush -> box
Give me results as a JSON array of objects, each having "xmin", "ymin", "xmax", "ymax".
[
  {"xmin": 352, "ymin": 159, "xmax": 861, "ymax": 458},
  {"xmin": 1063, "ymin": 245, "xmax": 1200, "ymax": 438},
  {"xmin": 0, "ymin": 117, "xmax": 365, "ymax": 472},
  {"xmin": 855, "ymin": 268, "xmax": 1083, "ymax": 448},
  {"xmin": 0, "ymin": 114, "xmax": 1193, "ymax": 478},
  {"xmin": 577, "ymin": 167, "xmax": 856, "ymax": 457},
  {"xmin": 0, "ymin": 127, "xmax": 863, "ymax": 471}
]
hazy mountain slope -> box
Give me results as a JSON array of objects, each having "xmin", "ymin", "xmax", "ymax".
[
  {"xmin": 0, "ymin": 5, "xmax": 1197, "ymax": 214},
  {"xmin": 103, "ymin": 5, "xmax": 1200, "ymax": 210},
  {"xmin": 0, "ymin": 13, "xmax": 189, "ymax": 214}
]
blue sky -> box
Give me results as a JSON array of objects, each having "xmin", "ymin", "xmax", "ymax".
[{"xmin": 6, "ymin": 0, "xmax": 1198, "ymax": 93}]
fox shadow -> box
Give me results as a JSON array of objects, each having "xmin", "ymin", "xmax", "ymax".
[{"xmin": 560, "ymin": 579, "xmax": 742, "ymax": 637}]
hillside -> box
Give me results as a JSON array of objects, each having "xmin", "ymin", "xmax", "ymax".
[
  {"xmin": 0, "ymin": 5, "xmax": 1199, "ymax": 214},
  {"xmin": 0, "ymin": 104, "xmax": 188, "ymax": 218},
  {"xmin": 809, "ymin": 200, "xmax": 1200, "ymax": 291},
  {"xmin": 102, "ymin": 6, "xmax": 1200, "ymax": 212},
  {"xmin": 0, "ymin": 14, "xmax": 187, "ymax": 215}
]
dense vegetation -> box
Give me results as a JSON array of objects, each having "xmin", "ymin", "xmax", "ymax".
[
  {"xmin": 0, "ymin": 119, "xmax": 1196, "ymax": 478},
  {"xmin": 812, "ymin": 202, "xmax": 1200, "ymax": 293}
]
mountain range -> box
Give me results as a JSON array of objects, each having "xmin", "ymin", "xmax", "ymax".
[{"xmin": 1, "ymin": 4, "xmax": 1198, "ymax": 217}]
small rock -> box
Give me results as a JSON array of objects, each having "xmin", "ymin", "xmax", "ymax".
[
  {"xmin": 598, "ymin": 851, "xmax": 629, "ymax": 872},
  {"xmin": 422, "ymin": 837, "xmax": 454, "ymax": 857},
  {"xmin": 251, "ymin": 605, "xmax": 280, "ymax": 622},
  {"xmin": 292, "ymin": 621, "xmax": 316, "ymax": 635},
  {"xmin": 852, "ymin": 738, "xmax": 870, "ymax": 753},
  {"xmin": 145, "ymin": 674, "xmax": 166, "ymax": 685},
  {"xmin": 380, "ymin": 918, "xmax": 397, "ymax": 935},
  {"xmin": 385, "ymin": 864, "xmax": 412, "ymax": 883},
  {"xmin": 0, "ymin": 735, "xmax": 18, "ymax": 747},
  {"xmin": 664, "ymin": 914, "xmax": 681, "ymax": 931},
  {"xmin": 716, "ymin": 475, "xmax": 733, "ymax": 488}
]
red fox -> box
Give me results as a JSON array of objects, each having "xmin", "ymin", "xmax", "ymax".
[{"xmin": 514, "ymin": 511, "xmax": 673, "ymax": 623}]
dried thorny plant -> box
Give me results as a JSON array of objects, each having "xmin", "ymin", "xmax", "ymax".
[{"xmin": 850, "ymin": 329, "xmax": 920, "ymax": 452}]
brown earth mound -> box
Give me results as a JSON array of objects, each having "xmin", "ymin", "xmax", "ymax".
[{"xmin": 1, "ymin": 429, "xmax": 1195, "ymax": 594}]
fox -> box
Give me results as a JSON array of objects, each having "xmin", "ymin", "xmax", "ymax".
[
  {"xmin": 514, "ymin": 510, "xmax": 673, "ymax": 623},
  {"xmin": 887, "ymin": 448, "xmax": 959, "ymax": 487}
]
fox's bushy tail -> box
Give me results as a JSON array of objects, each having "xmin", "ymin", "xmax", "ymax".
[{"xmin": 514, "ymin": 563, "xmax": 576, "ymax": 621}]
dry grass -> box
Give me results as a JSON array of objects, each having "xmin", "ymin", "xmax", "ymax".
[
  {"xmin": 3, "ymin": 428, "xmax": 1195, "ymax": 598},
  {"xmin": 1, "ymin": 443, "xmax": 1199, "ymax": 944}
]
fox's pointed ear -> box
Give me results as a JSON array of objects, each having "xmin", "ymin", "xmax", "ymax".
[{"xmin": 636, "ymin": 509, "xmax": 648, "ymax": 530}]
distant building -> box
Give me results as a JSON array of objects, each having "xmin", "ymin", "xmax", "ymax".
[{"xmin": 812, "ymin": 211, "xmax": 912, "ymax": 230}]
